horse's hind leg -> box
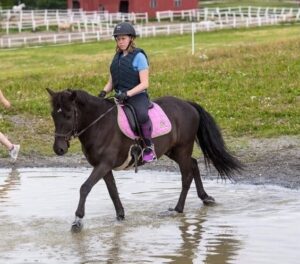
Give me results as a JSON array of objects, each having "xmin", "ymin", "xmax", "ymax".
[
  {"xmin": 167, "ymin": 149, "xmax": 194, "ymax": 213},
  {"xmin": 191, "ymin": 158, "xmax": 215, "ymax": 205},
  {"xmin": 103, "ymin": 171, "xmax": 125, "ymax": 220}
]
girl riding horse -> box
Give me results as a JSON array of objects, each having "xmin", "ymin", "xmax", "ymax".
[{"xmin": 99, "ymin": 22, "xmax": 156, "ymax": 163}]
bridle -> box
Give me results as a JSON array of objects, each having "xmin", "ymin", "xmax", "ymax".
[{"xmin": 54, "ymin": 104, "xmax": 116, "ymax": 143}]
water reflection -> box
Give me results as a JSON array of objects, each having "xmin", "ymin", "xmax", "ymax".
[
  {"xmin": 0, "ymin": 168, "xmax": 20, "ymax": 201},
  {"xmin": 166, "ymin": 208, "xmax": 241, "ymax": 264}
]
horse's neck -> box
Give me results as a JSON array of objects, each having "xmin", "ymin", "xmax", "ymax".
[{"xmin": 78, "ymin": 99, "xmax": 115, "ymax": 130}]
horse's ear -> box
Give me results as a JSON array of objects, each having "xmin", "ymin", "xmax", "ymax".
[{"xmin": 46, "ymin": 88, "xmax": 55, "ymax": 97}]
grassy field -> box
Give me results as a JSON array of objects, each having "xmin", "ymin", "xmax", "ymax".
[{"xmin": 0, "ymin": 25, "xmax": 299, "ymax": 157}]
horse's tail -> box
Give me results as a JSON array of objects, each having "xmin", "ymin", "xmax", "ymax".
[{"xmin": 188, "ymin": 101, "xmax": 243, "ymax": 179}]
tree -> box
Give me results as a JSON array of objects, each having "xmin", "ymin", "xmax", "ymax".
[{"xmin": 0, "ymin": 0, "xmax": 67, "ymax": 9}]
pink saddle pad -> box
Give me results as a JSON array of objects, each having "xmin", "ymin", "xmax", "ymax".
[{"xmin": 117, "ymin": 103, "xmax": 172, "ymax": 140}]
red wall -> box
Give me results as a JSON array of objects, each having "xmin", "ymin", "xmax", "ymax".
[
  {"xmin": 68, "ymin": 0, "xmax": 198, "ymax": 18},
  {"xmin": 132, "ymin": 0, "xmax": 198, "ymax": 18}
]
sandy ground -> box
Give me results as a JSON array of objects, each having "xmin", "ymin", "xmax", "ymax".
[{"xmin": 0, "ymin": 136, "xmax": 299, "ymax": 189}]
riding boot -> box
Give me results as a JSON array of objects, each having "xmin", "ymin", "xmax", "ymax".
[{"xmin": 140, "ymin": 119, "xmax": 156, "ymax": 163}]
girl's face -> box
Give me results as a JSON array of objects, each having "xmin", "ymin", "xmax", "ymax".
[{"xmin": 115, "ymin": 35, "xmax": 131, "ymax": 51}]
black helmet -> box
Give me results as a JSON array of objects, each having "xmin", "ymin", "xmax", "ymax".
[{"xmin": 113, "ymin": 22, "xmax": 136, "ymax": 37}]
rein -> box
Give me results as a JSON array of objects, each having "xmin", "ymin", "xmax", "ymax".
[{"xmin": 55, "ymin": 104, "xmax": 116, "ymax": 141}]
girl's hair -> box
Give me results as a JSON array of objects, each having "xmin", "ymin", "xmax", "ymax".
[{"xmin": 115, "ymin": 37, "xmax": 136, "ymax": 53}]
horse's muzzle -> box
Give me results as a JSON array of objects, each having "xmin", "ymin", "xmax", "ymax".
[{"xmin": 53, "ymin": 138, "xmax": 69, "ymax": 156}]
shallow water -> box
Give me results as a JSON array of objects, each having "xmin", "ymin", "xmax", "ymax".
[{"xmin": 0, "ymin": 167, "xmax": 299, "ymax": 264}]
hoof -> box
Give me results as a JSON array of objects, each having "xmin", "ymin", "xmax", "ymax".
[
  {"xmin": 117, "ymin": 215, "xmax": 125, "ymax": 221},
  {"xmin": 168, "ymin": 207, "xmax": 183, "ymax": 213},
  {"xmin": 202, "ymin": 196, "xmax": 216, "ymax": 205},
  {"xmin": 71, "ymin": 217, "xmax": 83, "ymax": 233}
]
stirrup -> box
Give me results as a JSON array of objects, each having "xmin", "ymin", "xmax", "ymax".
[{"xmin": 142, "ymin": 146, "xmax": 157, "ymax": 163}]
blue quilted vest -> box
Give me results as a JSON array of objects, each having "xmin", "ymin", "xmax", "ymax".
[{"xmin": 110, "ymin": 48, "xmax": 148, "ymax": 93}]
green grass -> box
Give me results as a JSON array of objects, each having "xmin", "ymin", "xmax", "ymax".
[
  {"xmin": 201, "ymin": 0, "xmax": 300, "ymax": 8},
  {"xmin": 0, "ymin": 24, "xmax": 299, "ymax": 156}
]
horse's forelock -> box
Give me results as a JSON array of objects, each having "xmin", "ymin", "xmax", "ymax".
[{"xmin": 50, "ymin": 90, "xmax": 72, "ymax": 111}]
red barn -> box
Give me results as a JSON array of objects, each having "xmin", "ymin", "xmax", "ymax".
[{"xmin": 68, "ymin": 0, "xmax": 198, "ymax": 18}]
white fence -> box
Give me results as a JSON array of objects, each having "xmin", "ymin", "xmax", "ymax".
[
  {"xmin": 1, "ymin": 14, "xmax": 298, "ymax": 49},
  {"xmin": 1, "ymin": 6, "xmax": 300, "ymax": 48},
  {"xmin": 0, "ymin": 9, "xmax": 148, "ymax": 33},
  {"xmin": 156, "ymin": 6, "xmax": 300, "ymax": 22}
]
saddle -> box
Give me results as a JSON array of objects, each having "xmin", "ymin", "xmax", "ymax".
[
  {"xmin": 114, "ymin": 102, "xmax": 172, "ymax": 172},
  {"xmin": 117, "ymin": 102, "xmax": 172, "ymax": 140}
]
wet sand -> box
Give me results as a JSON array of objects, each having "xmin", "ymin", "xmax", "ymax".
[{"xmin": 0, "ymin": 136, "xmax": 299, "ymax": 189}]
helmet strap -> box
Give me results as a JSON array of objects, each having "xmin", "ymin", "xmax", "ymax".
[{"xmin": 125, "ymin": 36, "xmax": 134, "ymax": 51}]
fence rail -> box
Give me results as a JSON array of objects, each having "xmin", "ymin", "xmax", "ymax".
[
  {"xmin": 0, "ymin": 9, "xmax": 148, "ymax": 33},
  {"xmin": 1, "ymin": 6, "xmax": 300, "ymax": 48},
  {"xmin": 156, "ymin": 6, "xmax": 300, "ymax": 22}
]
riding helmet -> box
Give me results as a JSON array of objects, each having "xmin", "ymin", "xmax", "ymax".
[{"xmin": 113, "ymin": 22, "xmax": 136, "ymax": 37}]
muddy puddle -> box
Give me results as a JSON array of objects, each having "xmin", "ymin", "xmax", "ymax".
[{"xmin": 0, "ymin": 168, "xmax": 299, "ymax": 264}]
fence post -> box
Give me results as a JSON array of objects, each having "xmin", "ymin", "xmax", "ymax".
[
  {"xmin": 191, "ymin": 23, "xmax": 195, "ymax": 55},
  {"xmin": 32, "ymin": 19, "xmax": 36, "ymax": 32},
  {"xmin": 233, "ymin": 13, "xmax": 236, "ymax": 27},
  {"xmin": 18, "ymin": 22, "xmax": 22, "ymax": 32},
  {"xmin": 46, "ymin": 20, "xmax": 49, "ymax": 31},
  {"xmin": 152, "ymin": 26, "xmax": 155, "ymax": 37},
  {"xmin": 225, "ymin": 12, "xmax": 228, "ymax": 24},
  {"xmin": 204, "ymin": 8, "xmax": 208, "ymax": 21}
]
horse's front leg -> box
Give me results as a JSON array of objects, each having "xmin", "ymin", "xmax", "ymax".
[
  {"xmin": 72, "ymin": 165, "xmax": 106, "ymax": 233},
  {"xmin": 104, "ymin": 171, "xmax": 125, "ymax": 220}
]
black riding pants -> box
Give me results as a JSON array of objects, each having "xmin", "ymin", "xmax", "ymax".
[{"xmin": 126, "ymin": 92, "xmax": 150, "ymax": 124}]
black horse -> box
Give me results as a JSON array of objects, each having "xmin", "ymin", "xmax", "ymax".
[{"xmin": 47, "ymin": 88, "xmax": 242, "ymax": 232}]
